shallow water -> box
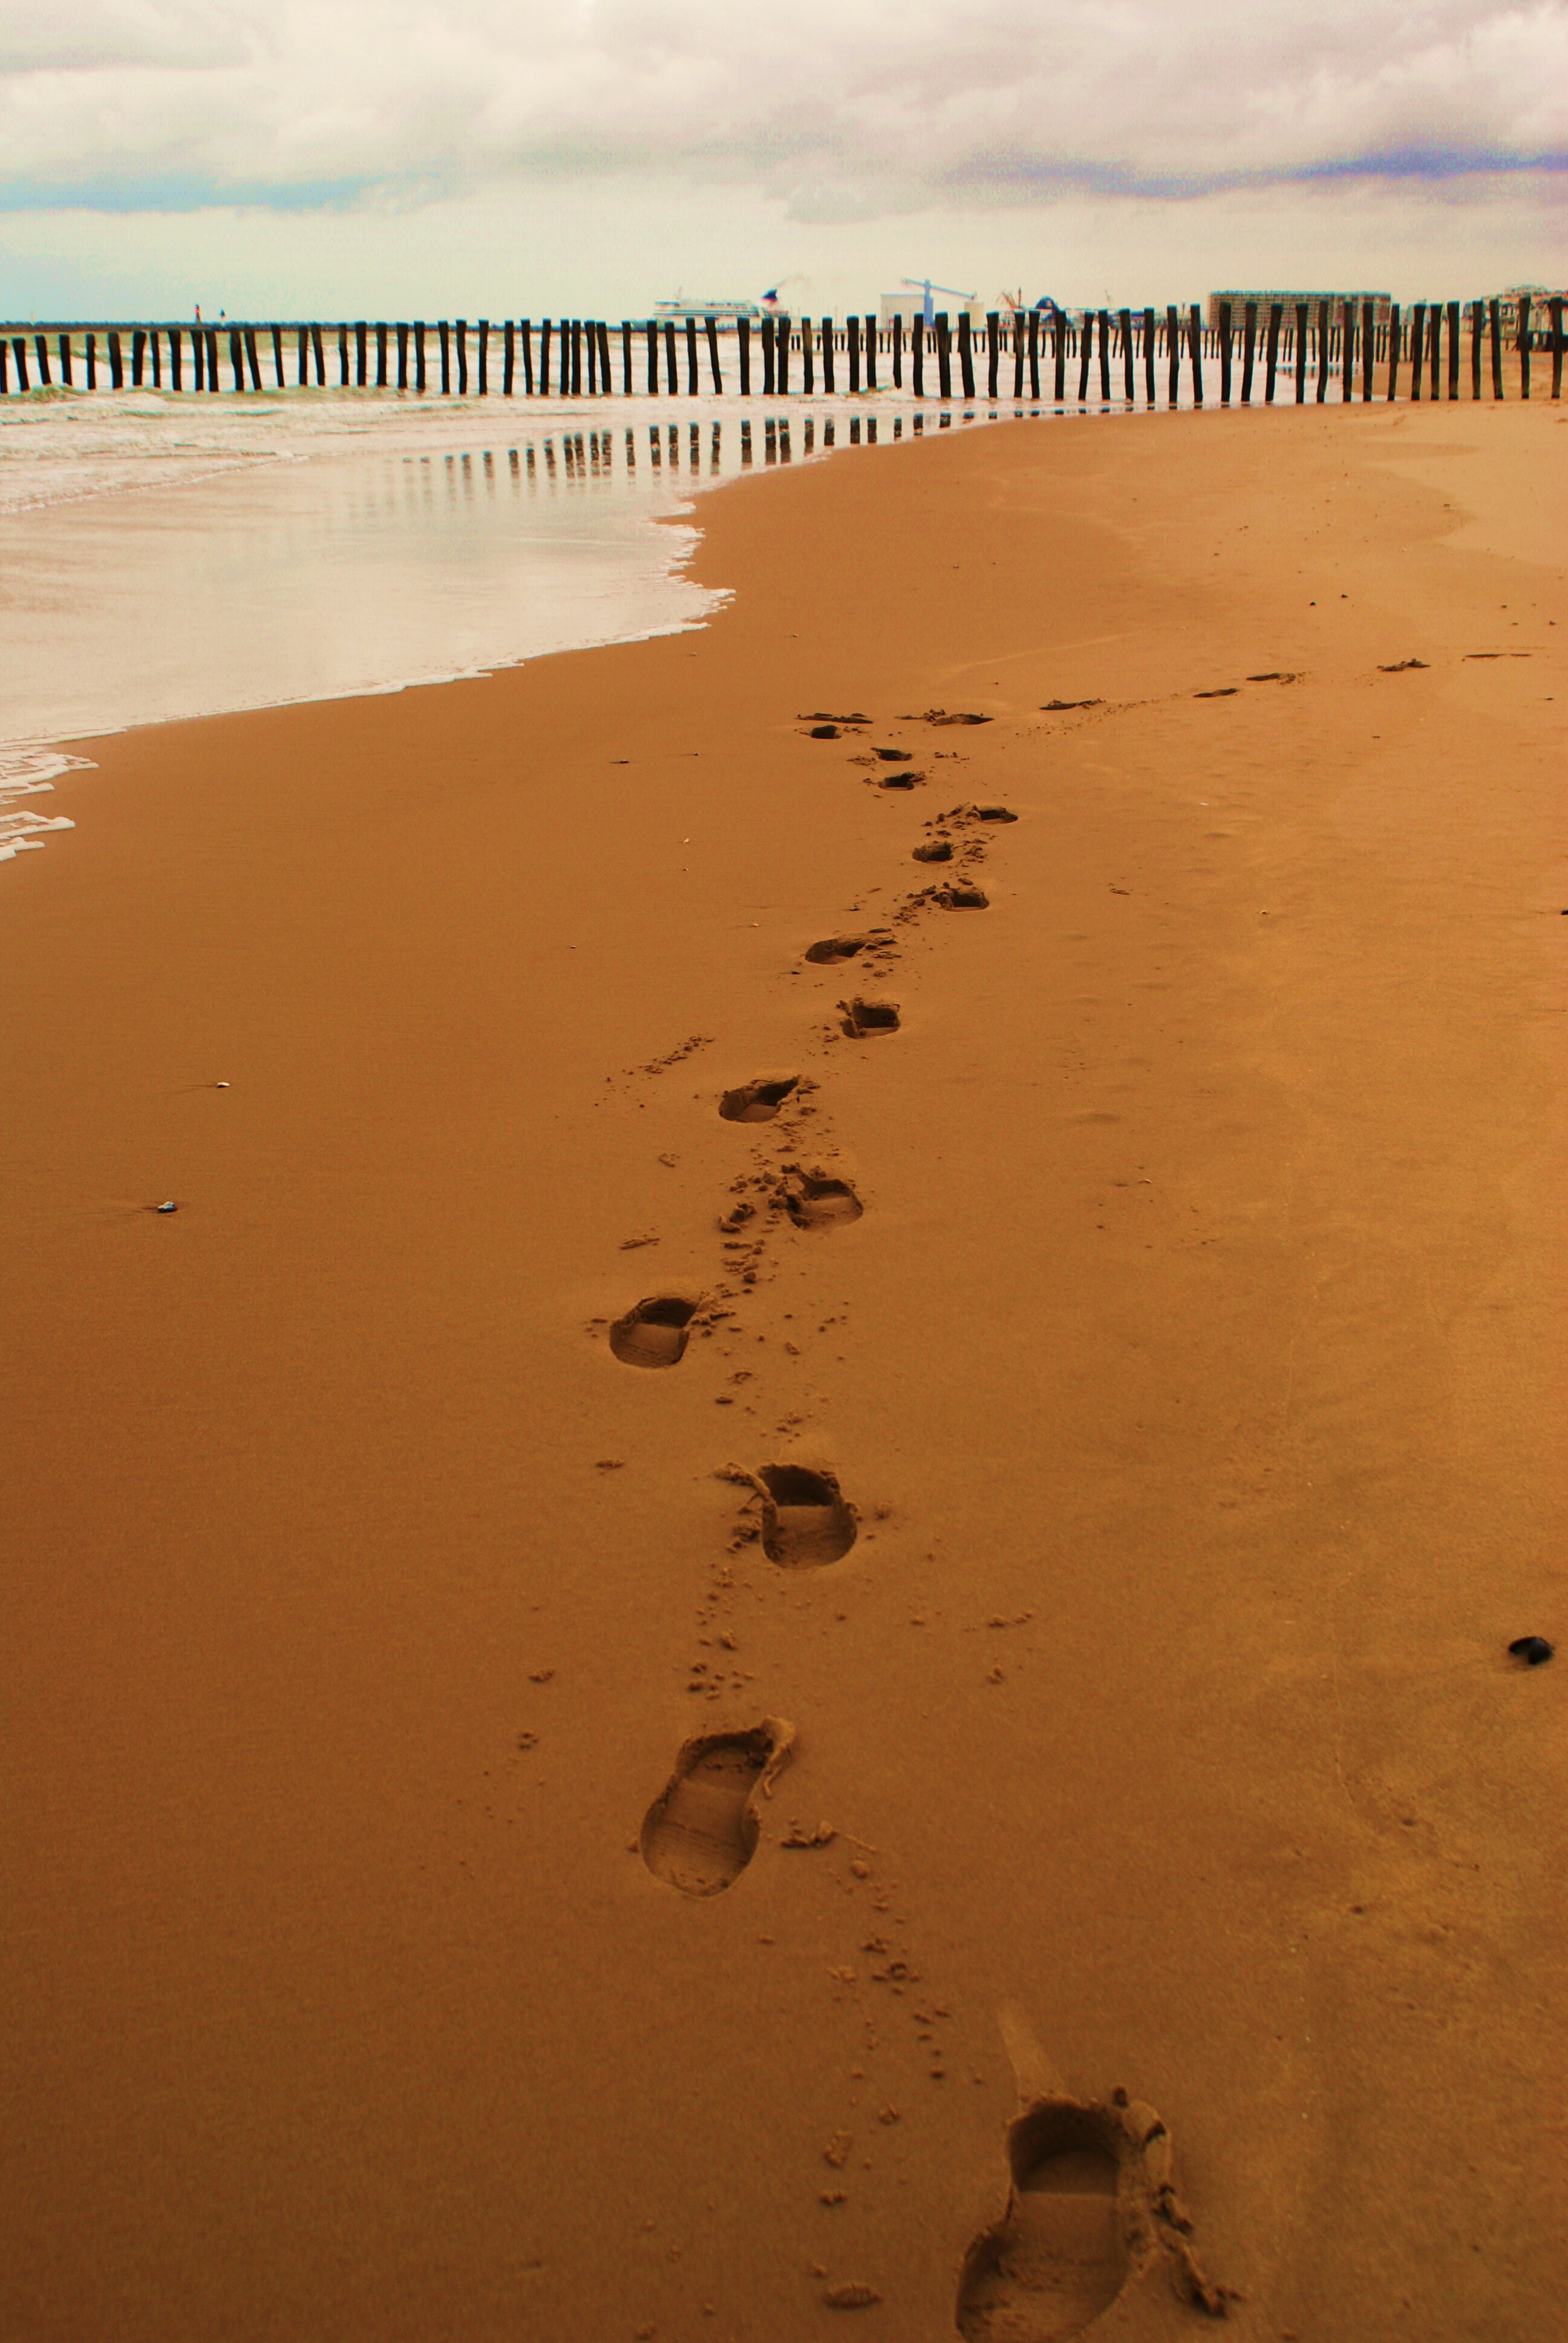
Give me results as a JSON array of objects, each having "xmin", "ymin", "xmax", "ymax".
[{"xmin": 0, "ymin": 386, "xmax": 1112, "ymax": 864}]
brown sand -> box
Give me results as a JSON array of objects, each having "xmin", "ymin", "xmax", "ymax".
[{"xmin": 2, "ymin": 400, "xmax": 1563, "ymax": 2342}]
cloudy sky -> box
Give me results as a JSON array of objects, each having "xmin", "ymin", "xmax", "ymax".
[{"xmin": 1, "ymin": 0, "xmax": 1562, "ymax": 316}]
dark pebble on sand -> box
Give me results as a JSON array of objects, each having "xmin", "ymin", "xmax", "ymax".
[{"xmin": 1508, "ymin": 1636, "xmax": 1553, "ymax": 1666}]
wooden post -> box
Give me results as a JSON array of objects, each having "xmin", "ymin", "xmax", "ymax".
[
  {"xmin": 1118, "ymin": 307, "xmax": 1134, "ymax": 401},
  {"xmin": 889, "ymin": 313, "xmax": 902, "ymax": 390},
  {"xmin": 1386, "ymin": 305, "xmax": 1400, "ymax": 401},
  {"xmin": 844, "ymin": 314, "xmax": 858, "ymax": 395},
  {"xmin": 60, "ymin": 331, "xmax": 74, "ymax": 387},
  {"xmin": 1143, "ymin": 306, "xmax": 1156, "ymax": 405},
  {"xmin": 1014, "ymin": 312, "xmax": 1026, "ymax": 401},
  {"xmin": 596, "ymin": 320, "xmax": 611, "ymax": 397},
  {"xmin": 1077, "ymin": 310, "xmax": 1093, "ymax": 401},
  {"xmin": 313, "ymin": 325, "xmax": 327, "ymax": 387},
  {"xmin": 1218, "ymin": 302, "xmax": 1233, "ymax": 402},
  {"xmin": 986, "ymin": 311, "xmax": 999, "ymax": 399},
  {"xmin": 0, "ymin": 340, "xmax": 7, "ymax": 393},
  {"xmin": 739, "ymin": 317, "xmax": 751, "ymax": 395},
  {"xmin": 936, "ymin": 312, "xmax": 952, "ymax": 399},
  {"xmin": 779, "ymin": 315, "xmax": 792, "ymax": 395},
  {"xmin": 296, "ymin": 326, "xmax": 308, "ymax": 386},
  {"xmin": 1359, "ymin": 300, "xmax": 1373, "ymax": 399},
  {"xmin": 355, "ymin": 321, "xmax": 367, "ymax": 385},
  {"xmin": 160, "ymin": 331, "xmax": 172, "ymax": 393},
  {"xmin": 705, "ymin": 314, "xmax": 722, "ymax": 395},
  {"xmin": 586, "ymin": 320, "xmax": 597, "ymax": 395},
  {"xmin": 270, "ymin": 325, "xmax": 284, "ymax": 386},
  {"xmin": 1264, "ymin": 302, "xmax": 1281, "ymax": 402},
  {"xmin": 244, "ymin": 328, "xmax": 261, "ymax": 390},
  {"xmin": 663, "ymin": 320, "xmax": 677, "ymax": 393},
  {"xmin": 1097, "ymin": 310, "xmax": 1111, "ymax": 401},
  {"xmin": 1314, "ymin": 300, "xmax": 1328, "ymax": 402},
  {"xmin": 1292, "ymin": 301, "xmax": 1307, "ymax": 402},
  {"xmin": 1186, "ymin": 303, "xmax": 1202, "ymax": 405},
  {"xmin": 439, "ymin": 321, "xmax": 451, "ymax": 393},
  {"xmin": 1409, "ymin": 303, "xmax": 1425, "ymax": 399},
  {"xmin": 483, "ymin": 320, "xmax": 494, "ymax": 395},
  {"xmin": 956, "ymin": 312, "xmax": 973, "ymax": 398},
  {"xmin": 1469, "ymin": 300, "xmax": 1481, "ymax": 398},
  {"xmin": 330, "ymin": 325, "xmax": 343, "ymax": 386},
  {"xmin": 1428, "ymin": 304, "xmax": 1440, "ymax": 401},
  {"xmin": 1161, "ymin": 304, "xmax": 1176, "ymax": 405},
  {"xmin": 645, "ymin": 320, "xmax": 658, "ymax": 393},
  {"xmin": 1341, "ymin": 301, "xmax": 1355, "ymax": 403},
  {"xmin": 109, "ymin": 330, "xmax": 125, "ymax": 389},
  {"xmin": 1054, "ymin": 310, "xmax": 1067, "ymax": 401},
  {"xmin": 1518, "ymin": 293, "xmax": 1532, "ymax": 399},
  {"xmin": 1240, "ymin": 300, "xmax": 1257, "ymax": 402},
  {"xmin": 128, "ymin": 329, "xmax": 143, "ymax": 385},
  {"xmin": 458, "ymin": 321, "xmax": 470, "ymax": 396},
  {"xmin": 503, "ymin": 321, "xmax": 514, "ymax": 395},
  {"xmin": 11, "ymin": 336, "xmax": 27, "ymax": 391},
  {"xmin": 521, "ymin": 320, "xmax": 534, "ymax": 395},
  {"xmin": 35, "ymin": 333, "xmax": 52, "ymax": 386},
  {"xmin": 376, "ymin": 323, "xmax": 388, "ymax": 387},
  {"xmin": 760, "ymin": 313, "xmax": 775, "ymax": 395},
  {"xmin": 192, "ymin": 326, "xmax": 205, "ymax": 392},
  {"xmin": 1489, "ymin": 298, "xmax": 1503, "ymax": 398},
  {"xmin": 151, "ymin": 329, "xmax": 163, "ymax": 388},
  {"xmin": 1551, "ymin": 298, "xmax": 1564, "ymax": 401},
  {"xmin": 1444, "ymin": 301, "xmax": 1458, "ymax": 400},
  {"xmin": 410, "ymin": 322, "xmax": 423, "ymax": 392},
  {"xmin": 800, "ymin": 316, "xmax": 814, "ymax": 396},
  {"xmin": 539, "ymin": 320, "xmax": 553, "ymax": 395},
  {"xmin": 225, "ymin": 328, "xmax": 239, "ymax": 390},
  {"xmin": 862, "ymin": 316, "xmax": 874, "ymax": 392},
  {"xmin": 908, "ymin": 316, "xmax": 920, "ymax": 398}
]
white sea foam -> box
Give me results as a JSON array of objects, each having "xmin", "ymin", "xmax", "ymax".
[{"xmin": 0, "ymin": 387, "xmax": 1039, "ymax": 869}]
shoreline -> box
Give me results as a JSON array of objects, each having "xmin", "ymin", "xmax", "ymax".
[{"xmin": 3, "ymin": 401, "xmax": 1563, "ymax": 2341}]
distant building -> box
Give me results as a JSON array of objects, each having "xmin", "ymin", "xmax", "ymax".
[
  {"xmin": 1496, "ymin": 286, "xmax": 1564, "ymax": 335},
  {"xmin": 1208, "ymin": 291, "xmax": 1392, "ymax": 330}
]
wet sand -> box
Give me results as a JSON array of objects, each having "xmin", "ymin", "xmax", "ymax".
[{"xmin": 3, "ymin": 399, "xmax": 1563, "ymax": 2342}]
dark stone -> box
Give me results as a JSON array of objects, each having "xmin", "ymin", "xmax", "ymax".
[{"xmin": 1508, "ymin": 1636, "xmax": 1553, "ymax": 1666}]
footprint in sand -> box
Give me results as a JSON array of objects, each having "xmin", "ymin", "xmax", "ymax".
[
  {"xmin": 940, "ymin": 885, "xmax": 990, "ymax": 909},
  {"xmin": 805, "ymin": 934, "xmax": 880, "ymax": 966},
  {"xmin": 752, "ymin": 1464, "xmax": 858, "ymax": 1567},
  {"xmin": 641, "ymin": 1719, "xmax": 795, "ymax": 1896},
  {"xmin": 782, "ymin": 1172, "xmax": 864, "ymax": 1228},
  {"xmin": 720, "ymin": 1075, "xmax": 800, "ymax": 1122},
  {"xmin": 958, "ymin": 2091, "xmax": 1228, "ymax": 2339},
  {"xmin": 609, "ymin": 1294, "xmax": 699, "ymax": 1367},
  {"xmin": 913, "ymin": 839, "xmax": 954, "ymax": 863},
  {"xmin": 841, "ymin": 996, "xmax": 900, "ymax": 1037}
]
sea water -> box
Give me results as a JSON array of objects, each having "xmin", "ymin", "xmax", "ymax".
[{"xmin": 0, "ymin": 387, "xmax": 1045, "ymax": 866}]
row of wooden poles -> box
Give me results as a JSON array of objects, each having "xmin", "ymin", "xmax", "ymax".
[{"xmin": 4, "ymin": 296, "xmax": 1563, "ymax": 403}]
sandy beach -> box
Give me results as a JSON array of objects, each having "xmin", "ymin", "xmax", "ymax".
[{"xmin": 3, "ymin": 398, "xmax": 1563, "ymax": 2341}]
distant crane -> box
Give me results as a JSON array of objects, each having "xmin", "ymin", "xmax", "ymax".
[{"xmin": 901, "ymin": 277, "xmax": 976, "ymax": 326}]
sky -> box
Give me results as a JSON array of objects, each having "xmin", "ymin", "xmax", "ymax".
[{"xmin": 1, "ymin": 0, "xmax": 1563, "ymax": 318}]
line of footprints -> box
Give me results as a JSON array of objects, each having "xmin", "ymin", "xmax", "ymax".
[{"xmin": 603, "ymin": 709, "xmax": 1229, "ymax": 2335}]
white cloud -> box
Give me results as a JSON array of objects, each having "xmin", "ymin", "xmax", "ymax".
[{"xmin": 1, "ymin": 1, "xmax": 1563, "ymax": 209}]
